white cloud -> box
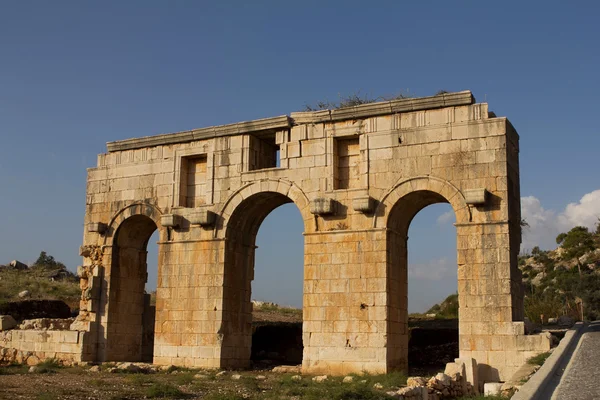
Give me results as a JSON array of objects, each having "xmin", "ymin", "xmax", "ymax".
[
  {"xmin": 436, "ymin": 210, "xmax": 455, "ymax": 225},
  {"xmin": 409, "ymin": 257, "xmax": 456, "ymax": 281},
  {"xmin": 521, "ymin": 189, "xmax": 600, "ymax": 251}
]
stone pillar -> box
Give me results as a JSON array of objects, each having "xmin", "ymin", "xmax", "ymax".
[
  {"xmin": 456, "ymin": 221, "xmax": 549, "ymax": 382},
  {"xmin": 386, "ymin": 229, "xmax": 409, "ymax": 372},
  {"xmin": 302, "ymin": 229, "xmax": 388, "ymax": 375},
  {"xmin": 152, "ymin": 239, "xmax": 226, "ymax": 368}
]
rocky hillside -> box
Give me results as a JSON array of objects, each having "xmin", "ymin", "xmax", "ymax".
[
  {"xmin": 519, "ymin": 224, "xmax": 600, "ymax": 323},
  {"xmin": 426, "ymin": 293, "xmax": 458, "ymax": 319},
  {"xmin": 425, "ymin": 224, "xmax": 600, "ymax": 324},
  {"xmin": 0, "ymin": 252, "xmax": 80, "ymax": 310}
]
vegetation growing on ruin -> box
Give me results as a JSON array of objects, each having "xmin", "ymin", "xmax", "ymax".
[
  {"xmin": 527, "ymin": 351, "xmax": 551, "ymax": 366},
  {"xmin": 303, "ymin": 90, "xmax": 414, "ymax": 111}
]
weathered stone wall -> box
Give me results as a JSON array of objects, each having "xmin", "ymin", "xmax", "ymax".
[
  {"xmin": 0, "ymin": 329, "xmax": 84, "ymax": 365},
  {"xmin": 79, "ymin": 91, "xmax": 550, "ymax": 382}
]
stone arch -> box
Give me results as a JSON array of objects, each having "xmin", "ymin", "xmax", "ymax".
[
  {"xmin": 377, "ymin": 176, "xmax": 470, "ymax": 372},
  {"xmin": 103, "ymin": 201, "xmax": 165, "ymax": 246},
  {"xmin": 99, "ymin": 202, "xmax": 164, "ymax": 362},
  {"xmin": 215, "ymin": 179, "xmax": 312, "ymax": 368},
  {"xmin": 215, "ymin": 178, "xmax": 316, "ymax": 239},
  {"xmin": 373, "ymin": 176, "xmax": 470, "ymax": 230}
]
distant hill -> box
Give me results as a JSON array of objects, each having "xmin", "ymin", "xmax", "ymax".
[
  {"xmin": 426, "ymin": 293, "xmax": 458, "ymax": 319},
  {"xmin": 519, "ymin": 224, "xmax": 600, "ymax": 323},
  {"xmin": 425, "ymin": 224, "xmax": 600, "ymax": 323},
  {"xmin": 0, "ymin": 252, "xmax": 80, "ymax": 310}
]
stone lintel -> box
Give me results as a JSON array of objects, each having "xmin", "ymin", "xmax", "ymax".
[
  {"xmin": 107, "ymin": 115, "xmax": 292, "ymax": 152},
  {"xmin": 106, "ymin": 91, "xmax": 474, "ymax": 152},
  {"xmin": 454, "ymin": 220, "xmax": 509, "ymax": 227},
  {"xmin": 303, "ymin": 227, "xmax": 387, "ymax": 236},
  {"xmin": 291, "ymin": 90, "xmax": 474, "ymax": 123}
]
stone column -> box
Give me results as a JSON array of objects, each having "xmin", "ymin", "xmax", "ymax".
[{"xmin": 302, "ymin": 229, "xmax": 389, "ymax": 375}]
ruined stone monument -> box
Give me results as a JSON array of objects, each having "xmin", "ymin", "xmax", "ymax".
[{"xmin": 70, "ymin": 91, "xmax": 550, "ymax": 381}]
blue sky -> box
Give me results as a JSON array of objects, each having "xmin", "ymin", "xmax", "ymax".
[{"xmin": 1, "ymin": 2, "xmax": 599, "ymax": 312}]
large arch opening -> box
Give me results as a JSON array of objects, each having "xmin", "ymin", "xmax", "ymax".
[
  {"xmin": 221, "ymin": 191, "xmax": 306, "ymax": 368},
  {"xmin": 105, "ymin": 214, "xmax": 159, "ymax": 362},
  {"xmin": 406, "ymin": 202, "xmax": 458, "ymax": 375},
  {"xmin": 386, "ymin": 189, "xmax": 459, "ymax": 373}
]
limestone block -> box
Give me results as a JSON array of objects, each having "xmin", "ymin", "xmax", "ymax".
[
  {"xmin": 483, "ymin": 382, "xmax": 502, "ymax": 396},
  {"xmin": 456, "ymin": 357, "xmax": 479, "ymax": 394},
  {"xmin": 87, "ymin": 222, "xmax": 107, "ymax": 234},
  {"xmin": 352, "ymin": 196, "xmax": 375, "ymax": 213},
  {"xmin": 188, "ymin": 210, "xmax": 216, "ymax": 227},
  {"xmin": 310, "ymin": 198, "xmax": 334, "ymax": 215},
  {"xmin": 161, "ymin": 214, "xmax": 181, "ymax": 228},
  {"xmin": 0, "ymin": 315, "xmax": 17, "ymax": 331},
  {"xmin": 463, "ymin": 188, "xmax": 488, "ymax": 205}
]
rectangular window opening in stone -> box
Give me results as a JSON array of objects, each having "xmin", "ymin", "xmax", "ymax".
[
  {"xmin": 335, "ymin": 136, "xmax": 360, "ymax": 189},
  {"xmin": 179, "ymin": 155, "xmax": 207, "ymax": 207},
  {"xmin": 249, "ymin": 133, "xmax": 279, "ymax": 171}
]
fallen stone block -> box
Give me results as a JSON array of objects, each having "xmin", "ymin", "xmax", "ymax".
[{"xmin": 0, "ymin": 315, "xmax": 17, "ymax": 331}]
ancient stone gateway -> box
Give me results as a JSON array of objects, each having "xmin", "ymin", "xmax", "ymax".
[{"xmin": 79, "ymin": 91, "xmax": 550, "ymax": 382}]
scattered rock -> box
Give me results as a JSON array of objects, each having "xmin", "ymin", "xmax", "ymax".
[
  {"xmin": 255, "ymin": 375, "xmax": 266, "ymax": 380},
  {"xmin": 26, "ymin": 355, "xmax": 40, "ymax": 366},
  {"xmin": 272, "ymin": 365, "xmax": 301, "ymax": 374},
  {"xmin": 373, "ymin": 383, "xmax": 383, "ymax": 389},
  {"xmin": 194, "ymin": 373, "xmax": 208, "ymax": 379},
  {"xmin": 291, "ymin": 375, "xmax": 302, "ymax": 381},
  {"xmin": 312, "ymin": 375, "xmax": 328, "ymax": 383},
  {"xmin": 28, "ymin": 366, "xmax": 38, "ymax": 373},
  {"xmin": 342, "ymin": 376, "xmax": 354, "ymax": 383},
  {"xmin": 434, "ymin": 372, "xmax": 451, "ymax": 387},
  {"xmin": 89, "ymin": 365, "xmax": 100, "ymax": 372},
  {"xmin": 117, "ymin": 362, "xmax": 142, "ymax": 373},
  {"xmin": 19, "ymin": 317, "xmax": 75, "ymax": 331},
  {"xmin": 406, "ymin": 376, "xmax": 427, "ymax": 387},
  {"xmin": 359, "ymin": 380, "xmax": 367, "ymax": 384},
  {"xmin": 215, "ymin": 371, "xmax": 227, "ymax": 377},
  {"xmin": 231, "ymin": 374, "xmax": 242, "ymax": 380},
  {"xmin": 484, "ymin": 382, "xmax": 503, "ymax": 396},
  {"xmin": 0, "ymin": 315, "xmax": 17, "ymax": 331},
  {"xmin": 9, "ymin": 260, "xmax": 28, "ymax": 270},
  {"xmin": 18, "ymin": 290, "xmax": 31, "ymax": 299},
  {"xmin": 159, "ymin": 365, "xmax": 176, "ymax": 372}
]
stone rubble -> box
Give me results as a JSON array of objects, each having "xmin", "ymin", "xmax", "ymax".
[
  {"xmin": 387, "ymin": 359, "xmax": 477, "ymax": 399},
  {"xmin": 18, "ymin": 318, "xmax": 75, "ymax": 331}
]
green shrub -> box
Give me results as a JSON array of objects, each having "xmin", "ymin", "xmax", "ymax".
[
  {"xmin": 144, "ymin": 382, "xmax": 187, "ymax": 398},
  {"xmin": 527, "ymin": 351, "xmax": 551, "ymax": 366}
]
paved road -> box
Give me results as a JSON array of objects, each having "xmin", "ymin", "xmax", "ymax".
[{"xmin": 552, "ymin": 321, "xmax": 600, "ymax": 400}]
